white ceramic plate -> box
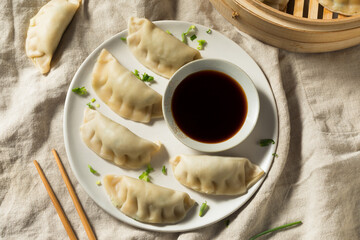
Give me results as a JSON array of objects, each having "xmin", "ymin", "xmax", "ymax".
[{"xmin": 63, "ymin": 20, "xmax": 278, "ymax": 232}]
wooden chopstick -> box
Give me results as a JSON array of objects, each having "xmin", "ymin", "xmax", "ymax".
[
  {"xmin": 33, "ymin": 160, "xmax": 77, "ymax": 240},
  {"xmin": 52, "ymin": 149, "xmax": 96, "ymax": 240}
]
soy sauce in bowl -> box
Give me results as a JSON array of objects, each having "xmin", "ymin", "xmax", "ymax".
[
  {"xmin": 171, "ymin": 70, "xmax": 248, "ymax": 143},
  {"xmin": 163, "ymin": 58, "xmax": 259, "ymax": 152}
]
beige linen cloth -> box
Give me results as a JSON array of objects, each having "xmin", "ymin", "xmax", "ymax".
[{"xmin": 1, "ymin": 0, "xmax": 360, "ymax": 239}]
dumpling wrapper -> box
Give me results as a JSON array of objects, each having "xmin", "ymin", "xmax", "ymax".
[
  {"xmin": 25, "ymin": 0, "xmax": 81, "ymax": 74},
  {"xmin": 170, "ymin": 155, "xmax": 264, "ymax": 195},
  {"xmin": 80, "ymin": 108, "xmax": 161, "ymax": 169},
  {"xmin": 92, "ymin": 49, "xmax": 162, "ymax": 123},
  {"xmin": 127, "ymin": 17, "xmax": 202, "ymax": 79},
  {"xmin": 259, "ymin": 0, "xmax": 289, "ymax": 10},
  {"xmin": 318, "ymin": 0, "xmax": 360, "ymax": 15},
  {"xmin": 103, "ymin": 175, "xmax": 195, "ymax": 224}
]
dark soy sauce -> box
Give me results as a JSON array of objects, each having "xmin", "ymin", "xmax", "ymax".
[{"xmin": 171, "ymin": 70, "xmax": 248, "ymax": 143}]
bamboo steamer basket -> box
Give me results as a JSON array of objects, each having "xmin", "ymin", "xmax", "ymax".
[{"xmin": 209, "ymin": 0, "xmax": 360, "ymax": 52}]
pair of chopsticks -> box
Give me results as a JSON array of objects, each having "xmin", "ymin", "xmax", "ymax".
[{"xmin": 33, "ymin": 149, "xmax": 96, "ymax": 240}]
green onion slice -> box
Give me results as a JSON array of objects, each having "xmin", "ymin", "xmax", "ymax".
[
  {"xmin": 88, "ymin": 164, "xmax": 99, "ymax": 176},
  {"xmin": 199, "ymin": 201, "xmax": 208, "ymax": 217},
  {"xmin": 190, "ymin": 34, "xmax": 197, "ymax": 41},
  {"xmin": 260, "ymin": 139, "xmax": 275, "ymax": 146},
  {"xmin": 162, "ymin": 165, "xmax": 167, "ymax": 175},
  {"xmin": 197, "ymin": 40, "xmax": 207, "ymax": 50},
  {"xmin": 249, "ymin": 221, "xmax": 302, "ymax": 240},
  {"xmin": 86, "ymin": 102, "xmax": 95, "ymax": 110},
  {"xmin": 72, "ymin": 87, "xmax": 87, "ymax": 96}
]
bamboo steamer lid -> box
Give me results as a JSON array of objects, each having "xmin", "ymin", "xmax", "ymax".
[{"xmin": 210, "ymin": 0, "xmax": 360, "ymax": 52}]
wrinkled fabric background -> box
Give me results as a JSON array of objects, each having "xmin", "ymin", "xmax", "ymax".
[{"xmin": 1, "ymin": 0, "xmax": 360, "ymax": 239}]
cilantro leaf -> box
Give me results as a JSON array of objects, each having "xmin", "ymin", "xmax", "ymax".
[
  {"xmin": 260, "ymin": 139, "xmax": 275, "ymax": 146},
  {"xmin": 72, "ymin": 87, "xmax": 87, "ymax": 96}
]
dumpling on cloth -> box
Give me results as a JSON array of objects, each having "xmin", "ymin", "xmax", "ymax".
[
  {"xmin": 25, "ymin": 0, "xmax": 81, "ymax": 74},
  {"xmin": 127, "ymin": 17, "xmax": 202, "ymax": 79},
  {"xmin": 170, "ymin": 155, "xmax": 264, "ymax": 195},
  {"xmin": 80, "ymin": 108, "xmax": 161, "ymax": 169},
  {"xmin": 103, "ymin": 175, "xmax": 195, "ymax": 224},
  {"xmin": 319, "ymin": 0, "xmax": 360, "ymax": 15},
  {"xmin": 258, "ymin": 0, "xmax": 289, "ymax": 11},
  {"xmin": 92, "ymin": 49, "xmax": 163, "ymax": 123}
]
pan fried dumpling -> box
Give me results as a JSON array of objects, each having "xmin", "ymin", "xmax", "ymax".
[
  {"xmin": 127, "ymin": 17, "xmax": 202, "ymax": 79},
  {"xmin": 258, "ymin": 0, "xmax": 289, "ymax": 11},
  {"xmin": 92, "ymin": 49, "xmax": 162, "ymax": 123},
  {"xmin": 80, "ymin": 108, "xmax": 160, "ymax": 169},
  {"xmin": 319, "ymin": 0, "xmax": 360, "ymax": 15},
  {"xmin": 170, "ymin": 155, "xmax": 264, "ymax": 195},
  {"xmin": 25, "ymin": 0, "xmax": 81, "ymax": 74},
  {"xmin": 103, "ymin": 175, "xmax": 195, "ymax": 224}
]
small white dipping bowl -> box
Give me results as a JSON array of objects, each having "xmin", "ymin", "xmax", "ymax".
[{"xmin": 163, "ymin": 58, "xmax": 260, "ymax": 152}]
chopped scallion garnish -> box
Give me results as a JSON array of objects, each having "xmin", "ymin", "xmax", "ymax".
[
  {"xmin": 182, "ymin": 25, "xmax": 197, "ymax": 44},
  {"xmin": 91, "ymin": 98, "xmax": 96, "ymax": 103},
  {"xmin": 139, "ymin": 164, "xmax": 154, "ymax": 182},
  {"xmin": 88, "ymin": 164, "xmax": 99, "ymax": 176},
  {"xmin": 260, "ymin": 139, "xmax": 275, "ymax": 146},
  {"xmin": 249, "ymin": 221, "xmax": 302, "ymax": 240},
  {"xmin": 72, "ymin": 87, "xmax": 87, "ymax": 96},
  {"xmin": 86, "ymin": 102, "xmax": 95, "ymax": 109},
  {"xmin": 206, "ymin": 29, "xmax": 212, "ymax": 34},
  {"xmin": 190, "ymin": 34, "xmax": 197, "ymax": 41},
  {"xmin": 197, "ymin": 40, "xmax": 207, "ymax": 50},
  {"xmin": 146, "ymin": 164, "xmax": 154, "ymax": 174},
  {"xmin": 162, "ymin": 165, "xmax": 167, "ymax": 175},
  {"xmin": 272, "ymin": 153, "xmax": 278, "ymax": 157},
  {"xmin": 133, "ymin": 69, "xmax": 155, "ymax": 82},
  {"xmin": 166, "ymin": 30, "xmax": 172, "ymax": 35},
  {"xmin": 199, "ymin": 201, "xmax": 208, "ymax": 217},
  {"xmin": 95, "ymin": 104, "xmax": 100, "ymax": 108},
  {"xmin": 96, "ymin": 180, "xmax": 101, "ymax": 186},
  {"xmin": 120, "ymin": 37, "xmax": 126, "ymax": 41},
  {"xmin": 139, "ymin": 171, "xmax": 150, "ymax": 182}
]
